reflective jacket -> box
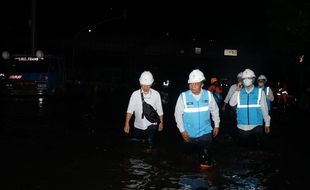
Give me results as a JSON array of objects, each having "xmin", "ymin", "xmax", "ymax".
[
  {"xmin": 182, "ymin": 89, "xmax": 212, "ymax": 138},
  {"xmin": 237, "ymin": 87, "xmax": 263, "ymax": 125}
]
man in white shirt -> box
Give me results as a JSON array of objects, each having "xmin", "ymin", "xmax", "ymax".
[
  {"xmin": 229, "ymin": 69, "xmax": 271, "ymax": 148},
  {"xmin": 221, "ymin": 72, "xmax": 243, "ymax": 141},
  {"xmin": 222, "ymin": 72, "xmax": 243, "ymax": 111},
  {"xmin": 124, "ymin": 71, "xmax": 164, "ymax": 148},
  {"xmin": 174, "ymin": 69, "xmax": 220, "ymax": 168}
]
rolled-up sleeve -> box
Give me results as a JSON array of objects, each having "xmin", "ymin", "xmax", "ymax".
[
  {"xmin": 229, "ymin": 91, "xmax": 239, "ymax": 107},
  {"xmin": 224, "ymin": 84, "xmax": 236, "ymax": 104},
  {"xmin": 126, "ymin": 92, "xmax": 136, "ymax": 114},
  {"xmin": 155, "ymin": 92, "xmax": 164, "ymax": 116}
]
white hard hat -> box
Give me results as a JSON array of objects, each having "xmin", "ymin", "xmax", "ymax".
[
  {"xmin": 188, "ymin": 69, "xmax": 206, "ymax": 83},
  {"xmin": 139, "ymin": 71, "xmax": 154, "ymax": 85},
  {"xmin": 242, "ymin": 69, "xmax": 256, "ymax": 79},
  {"xmin": 237, "ymin": 72, "xmax": 243, "ymax": 79},
  {"xmin": 257, "ymin": 74, "xmax": 267, "ymax": 81}
]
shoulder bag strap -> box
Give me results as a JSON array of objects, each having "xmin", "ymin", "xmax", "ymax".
[{"xmin": 141, "ymin": 92, "xmax": 145, "ymax": 119}]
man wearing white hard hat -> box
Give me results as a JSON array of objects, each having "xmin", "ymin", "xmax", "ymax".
[
  {"xmin": 229, "ymin": 69, "xmax": 271, "ymax": 147},
  {"xmin": 174, "ymin": 69, "xmax": 220, "ymax": 168},
  {"xmin": 124, "ymin": 71, "xmax": 164, "ymax": 148},
  {"xmin": 257, "ymin": 74, "xmax": 274, "ymax": 111}
]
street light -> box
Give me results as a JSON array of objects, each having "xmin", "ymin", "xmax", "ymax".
[{"xmin": 71, "ymin": 11, "xmax": 127, "ymax": 78}]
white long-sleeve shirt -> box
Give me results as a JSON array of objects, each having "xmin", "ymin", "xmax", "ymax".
[
  {"xmin": 174, "ymin": 90, "xmax": 220, "ymax": 133},
  {"xmin": 229, "ymin": 86, "xmax": 271, "ymax": 131},
  {"xmin": 126, "ymin": 88, "xmax": 163, "ymax": 130},
  {"xmin": 224, "ymin": 83, "xmax": 238, "ymax": 104}
]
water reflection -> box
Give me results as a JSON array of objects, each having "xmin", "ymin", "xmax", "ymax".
[
  {"xmin": 120, "ymin": 143, "xmax": 214, "ymax": 189},
  {"xmin": 122, "ymin": 158, "xmax": 153, "ymax": 189},
  {"xmin": 121, "ymin": 156, "xmax": 213, "ymax": 189},
  {"xmin": 179, "ymin": 174, "xmax": 209, "ymax": 189},
  {"xmin": 0, "ymin": 95, "xmax": 304, "ymax": 189},
  {"xmin": 37, "ymin": 97, "xmax": 44, "ymax": 115},
  {"xmin": 119, "ymin": 140, "xmax": 281, "ymax": 189}
]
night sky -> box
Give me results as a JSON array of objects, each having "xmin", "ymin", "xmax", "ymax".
[
  {"xmin": 1, "ymin": 1, "xmax": 269, "ymax": 44},
  {"xmin": 1, "ymin": 0, "xmax": 309, "ymax": 89}
]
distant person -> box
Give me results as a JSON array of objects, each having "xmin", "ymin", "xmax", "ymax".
[
  {"xmin": 208, "ymin": 77, "xmax": 223, "ymax": 108},
  {"xmin": 276, "ymin": 81, "xmax": 289, "ymax": 109},
  {"xmin": 123, "ymin": 71, "xmax": 164, "ymax": 148},
  {"xmin": 222, "ymin": 72, "xmax": 243, "ymax": 111},
  {"xmin": 229, "ymin": 69, "xmax": 271, "ymax": 148},
  {"xmin": 257, "ymin": 75, "xmax": 274, "ymax": 111},
  {"xmin": 174, "ymin": 69, "xmax": 220, "ymax": 168},
  {"xmin": 221, "ymin": 72, "xmax": 243, "ymax": 139}
]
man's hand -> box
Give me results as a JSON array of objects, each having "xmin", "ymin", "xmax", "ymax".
[
  {"xmin": 236, "ymin": 82, "xmax": 243, "ymax": 91},
  {"xmin": 222, "ymin": 103, "xmax": 227, "ymax": 111},
  {"xmin": 181, "ymin": 131, "xmax": 191, "ymax": 142},
  {"xmin": 124, "ymin": 123, "xmax": 130, "ymax": 134},
  {"xmin": 124, "ymin": 113, "xmax": 132, "ymax": 134},
  {"xmin": 213, "ymin": 127, "xmax": 219, "ymax": 137},
  {"xmin": 265, "ymin": 126, "xmax": 270, "ymax": 134},
  {"xmin": 158, "ymin": 122, "xmax": 163, "ymax": 132}
]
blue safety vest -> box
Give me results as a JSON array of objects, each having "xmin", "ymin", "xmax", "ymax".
[
  {"xmin": 237, "ymin": 87, "xmax": 263, "ymax": 125},
  {"xmin": 182, "ymin": 89, "xmax": 212, "ymax": 138}
]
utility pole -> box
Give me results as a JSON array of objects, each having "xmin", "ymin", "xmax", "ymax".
[{"xmin": 31, "ymin": 0, "xmax": 37, "ymax": 55}]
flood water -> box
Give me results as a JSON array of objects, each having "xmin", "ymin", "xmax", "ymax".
[{"xmin": 0, "ymin": 93, "xmax": 309, "ymax": 190}]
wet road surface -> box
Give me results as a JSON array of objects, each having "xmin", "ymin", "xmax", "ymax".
[{"xmin": 0, "ymin": 94, "xmax": 309, "ymax": 189}]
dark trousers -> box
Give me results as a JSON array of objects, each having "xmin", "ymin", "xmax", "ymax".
[
  {"xmin": 237, "ymin": 126, "xmax": 264, "ymax": 148},
  {"xmin": 133, "ymin": 125, "xmax": 158, "ymax": 147},
  {"xmin": 183, "ymin": 133, "xmax": 213, "ymax": 163},
  {"xmin": 226, "ymin": 108, "xmax": 238, "ymax": 138}
]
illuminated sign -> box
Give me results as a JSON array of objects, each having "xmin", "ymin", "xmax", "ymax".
[
  {"xmin": 9, "ymin": 75, "xmax": 22, "ymax": 79},
  {"xmin": 224, "ymin": 49, "xmax": 238, "ymax": 56},
  {"xmin": 195, "ymin": 47, "xmax": 201, "ymax": 54},
  {"xmin": 14, "ymin": 57, "xmax": 44, "ymax": 61}
]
